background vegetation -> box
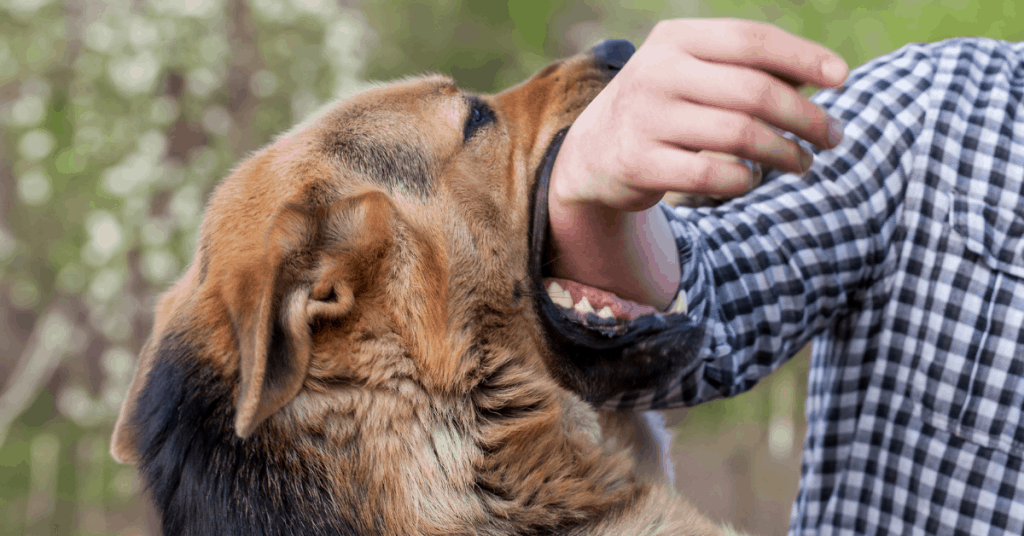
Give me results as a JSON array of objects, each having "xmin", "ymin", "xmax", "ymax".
[{"xmin": 0, "ymin": 0, "xmax": 1017, "ymax": 534}]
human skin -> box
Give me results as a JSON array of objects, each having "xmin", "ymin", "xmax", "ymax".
[{"xmin": 547, "ymin": 19, "xmax": 849, "ymax": 309}]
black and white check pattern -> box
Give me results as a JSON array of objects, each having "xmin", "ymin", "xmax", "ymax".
[{"xmin": 606, "ymin": 38, "xmax": 1024, "ymax": 535}]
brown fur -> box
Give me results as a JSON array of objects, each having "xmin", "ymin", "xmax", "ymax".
[{"xmin": 112, "ymin": 47, "xmax": 727, "ymax": 536}]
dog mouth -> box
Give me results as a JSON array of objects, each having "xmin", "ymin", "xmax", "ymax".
[
  {"xmin": 542, "ymin": 276, "xmax": 660, "ymax": 328},
  {"xmin": 526, "ymin": 128, "xmax": 703, "ymax": 404},
  {"xmin": 528, "ymin": 129, "xmax": 678, "ymax": 339}
]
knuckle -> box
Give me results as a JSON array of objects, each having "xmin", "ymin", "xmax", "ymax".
[
  {"xmin": 650, "ymin": 19, "xmax": 683, "ymax": 42},
  {"xmin": 723, "ymin": 116, "xmax": 760, "ymax": 149},
  {"xmin": 742, "ymin": 120, "xmax": 765, "ymax": 146},
  {"xmin": 739, "ymin": 75, "xmax": 774, "ymax": 108},
  {"xmin": 727, "ymin": 20, "xmax": 773, "ymax": 56},
  {"xmin": 789, "ymin": 139, "xmax": 807, "ymax": 161},
  {"xmin": 650, "ymin": 20, "xmax": 697, "ymax": 53},
  {"xmin": 690, "ymin": 158, "xmax": 716, "ymax": 191}
]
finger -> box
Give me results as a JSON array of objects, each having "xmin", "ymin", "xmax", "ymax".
[
  {"xmin": 645, "ymin": 101, "xmax": 812, "ymax": 173},
  {"xmin": 620, "ymin": 145, "xmax": 755, "ymax": 200},
  {"xmin": 663, "ymin": 58, "xmax": 843, "ymax": 150},
  {"xmin": 652, "ymin": 19, "xmax": 848, "ymax": 88},
  {"xmin": 700, "ymin": 151, "xmax": 763, "ymax": 188}
]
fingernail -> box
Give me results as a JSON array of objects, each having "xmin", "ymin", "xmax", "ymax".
[
  {"xmin": 747, "ymin": 162, "xmax": 762, "ymax": 190},
  {"xmin": 826, "ymin": 116, "xmax": 844, "ymax": 147},
  {"xmin": 823, "ymin": 58, "xmax": 848, "ymax": 85},
  {"xmin": 800, "ymin": 151, "xmax": 814, "ymax": 172}
]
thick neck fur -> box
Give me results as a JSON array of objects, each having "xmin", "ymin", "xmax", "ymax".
[{"xmin": 133, "ymin": 318, "xmax": 652, "ymax": 536}]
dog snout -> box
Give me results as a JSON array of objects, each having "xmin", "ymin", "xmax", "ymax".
[{"xmin": 590, "ymin": 39, "xmax": 635, "ymax": 74}]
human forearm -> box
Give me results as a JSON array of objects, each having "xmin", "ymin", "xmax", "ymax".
[{"xmin": 547, "ymin": 196, "xmax": 679, "ymax": 310}]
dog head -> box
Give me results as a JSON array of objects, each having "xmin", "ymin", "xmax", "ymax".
[{"xmin": 111, "ymin": 39, "xmax": 709, "ymax": 535}]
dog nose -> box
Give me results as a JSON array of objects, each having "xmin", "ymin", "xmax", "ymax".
[{"xmin": 591, "ymin": 39, "xmax": 635, "ymax": 73}]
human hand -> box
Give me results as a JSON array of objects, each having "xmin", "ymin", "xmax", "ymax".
[{"xmin": 547, "ymin": 19, "xmax": 849, "ymax": 308}]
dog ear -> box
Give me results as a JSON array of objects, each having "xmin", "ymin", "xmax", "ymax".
[
  {"xmin": 230, "ymin": 192, "xmax": 397, "ymax": 437},
  {"xmin": 111, "ymin": 192, "xmax": 396, "ymax": 461},
  {"xmin": 230, "ymin": 201, "xmax": 364, "ymax": 438}
]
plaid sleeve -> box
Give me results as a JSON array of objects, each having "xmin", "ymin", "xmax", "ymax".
[{"xmin": 605, "ymin": 43, "xmax": 938, "ymax": 410}]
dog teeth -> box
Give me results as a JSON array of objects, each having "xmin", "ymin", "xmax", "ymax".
[
  {"xmin": 546, "ymin": 281, "xmax": 573, "ymax": 309},
  {"xmin": 573, "ymin": 297, "xmax": 594, "ymax": 314},
  {"xmin": 596, "ymin": 306, "xmax": 614, "ymax": 319}
]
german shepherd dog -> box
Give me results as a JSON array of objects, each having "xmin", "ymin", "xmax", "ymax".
[{"xmin": 111, "ymin": 40, "xmax": 735, "ymax": 535}]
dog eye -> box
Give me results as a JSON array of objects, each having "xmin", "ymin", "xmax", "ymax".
[{"xmin": 463, "ymin": 98, "xmax": 494, "ymax": 141}]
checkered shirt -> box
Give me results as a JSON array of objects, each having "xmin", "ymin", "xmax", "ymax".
[{"xmin": 608, "ymin": 38, "xmax": 1024, "ymax": 535}]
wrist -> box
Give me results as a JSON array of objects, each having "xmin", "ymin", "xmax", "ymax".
[{"xmin": 547, "ymin": 194, "xmax": 680, "ymax": 310}]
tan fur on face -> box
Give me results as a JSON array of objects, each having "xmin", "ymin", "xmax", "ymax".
[{"xmin": 111, "ymin": 49, "xmax": 729, "ymax": 536}]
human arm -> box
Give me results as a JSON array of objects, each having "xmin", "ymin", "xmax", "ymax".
[
  {"xmin": 548, "ymin": 20, "xmax": 946, "ymax": 409},
  {"xmin": 547, "ymin": 19, "xmax": 849, "ymax": 309},
  {"xmin": 602, "ymin": 42, "xmax": 936, "ymax": 408}
]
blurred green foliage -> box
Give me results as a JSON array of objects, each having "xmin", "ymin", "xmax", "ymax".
[{"xmin": 0, "ymin": 0, "xmax": 1016, "ymax": 534}]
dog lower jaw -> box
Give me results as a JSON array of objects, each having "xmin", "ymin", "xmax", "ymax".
[{"xmin": 526, "ymin": 128, "xmax": 705, "ymax": 406}]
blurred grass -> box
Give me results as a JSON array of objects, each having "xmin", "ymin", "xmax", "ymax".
[{"xmin": 0, "ymin": 0, "xmax": 1016, "ymax": 534}]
